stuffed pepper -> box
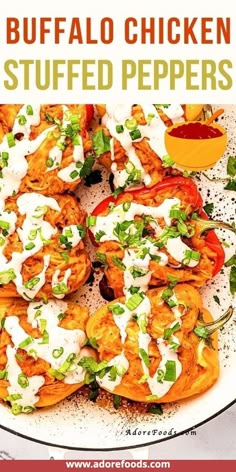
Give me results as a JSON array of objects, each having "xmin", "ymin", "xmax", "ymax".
[
  {"xmin": 0, "ymin": 299, "xmax": 96, "ymax": 413},
  {"xmin": 88, "ymin": 177, "xmax": 233, "ymax": 299},
  {"xmin": 85, "ymin": 283, "xmax": 233, "ymax": 403},
  {"xmin": 0, "ymin": 104, "xmax": 94, "ymax": 204},
  {"xmin": 93, "ymin": 104, "xmax": 205, "ymax": 190},
  {"xmin": 0, "ymin": 192, "xmax": 91, "ymax": 300}
]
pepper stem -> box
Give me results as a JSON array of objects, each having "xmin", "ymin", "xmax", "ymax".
[
  {"xmin": 202, "ymin": 306, "xmax": 234, "ymax": 335},
  {"xmin": 193, "ymin": 217, "xmax": 236, "ymax": 236}
]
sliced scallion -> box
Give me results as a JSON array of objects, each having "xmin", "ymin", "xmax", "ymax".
[
  {"xmin": 18, "ymin": 373, "xmax": 29, "ymax": 389},
  {"xmin": 139, "ymin": 348, "xmax": 150, "ymax": 367},
  {"xmin": 86, "ymin": 215, "xmax": 97, "ymax": 227},
  {"xmin": 25, "ymin": 242, "xmax": 35, "ymax": 250},
  {"xmin": 129, "ymin": 129, "xmax": 141, "ymax": 140},
  {"xmin": 164, "ymin": 360, "xmax": 176, "ymax": 382},
  {"xmin": 26, "ymin": 105, "xmax": 33, "ymax": 115},
  {"xmin": 52, "ymin": 347, "xmax": 64, "ymax": 358},
  {"xmin": 6, "ymin": 132, "xmax": 15, "ymax": 148},
  {"xmin": 126, "ymin": 292, "xmax": 144, "ymax": 311},
  {"xmin": 108, "ymin": 304, "xmax": 125, "ymax": 315},
  {"xmin": 19, "ymin": 336, "xmax": 33, "ymax": 349},
  {"xmin": 116, "ymin": 124, "xmax": 124, "ymax": 134},
  {"xmin": 24, "ymin": 277, "xmax": 40, "ymax": 290}
]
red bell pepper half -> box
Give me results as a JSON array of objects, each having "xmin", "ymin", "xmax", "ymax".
[{"xmin": 89, "ymin": 177, "xmax": 234, "ymax": 276}]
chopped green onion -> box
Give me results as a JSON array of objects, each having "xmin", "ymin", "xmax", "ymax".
[
  {"xmin": 157, "ymin": 369, "xmax": 165, "ymax": 383},
  {"xmin": 163, "ymin": 322, "xmax": 180, "ymax": 340},
  {"xmin": 85, "ymin": 337, "xmax": 98, "ymax": 349},
  {"xmin": 129, "ymin": 286, "xmax": 140, "ymax": 295},
  {"xmin": 58, "ymin": 312, "xmax": 67, "ymax": 321},
  {"xmin": 11, "ymin": 404, "xmax": 23, "ymax": 415},
  {"xmin": 23, "ymin": 406, "xmax": 35, "ymax": 413},
  {"xmin": 18, "ymin": 373, "xmax": 29, "ymax": 389},
  {"xmin": 113, "ymin": 394, "xmax": 121, "ymax": 410},
  {"xmin": 70, "ymin": 169, "xmax": 79, "ymax": 180},
  {"xmin": 111, "ymin": 256, "xmax": 126, "ymax": 271},
  {"xmin": 109, "ymin": 365, "xmax": 118, "ymax": 381},
  {"xmin": 1, "ymin": 317, "xmax": 6, "ymax": 328},
  {"xmin": 26, "ymin": 105, "xmax": 33, "ymax": 115},
  {"xmin": 169, "ymin": 209, "xmax": 187, "ymax": 221},
  {"xmin": 126, "ymin": 292, "xmax": 144, "ymax": 311},
  {"xmin": 46, "ymin": 157, "xmax": 54, "ymax": 168},
  {"xmin": 86, "ymin": 215, "xmax": 97, "ymax": 227},
  {"xmin": 92, "ymin": 130, "xmax": 111, "ymax": 157},
  {"xmin": 33, "ymin": 206, "xmax": 48, "ymax": 219},
  {"xmin": 76, "ymin": 224, "xmax": 86, "ymax": 239},
  {"xmin": 52, "ymin": 347, "xmax": 64, "ymax": 358},
  {"xmin": 0, "ymin": 236, "xmax": 5, "ymax": 247},
  {"xmin": 146, "ymin": 394, "xmax": 158, "ymax": 401},
  {"xmin": 137, "ymin": 313, "xmax": 148, "ymax": 334},
  {"xmin": 125, "ymin": 117, "xmax": 138, "ymax": 131},
  {"xmin": 95, "ymin": 230, "xmax": 106, "ymax": 242},
  {"xmin": 96, "ymin": 252, "xmax": 108, "ymax": 267},
  {"xmin": 169, "ymin": 340, "xmax": 180, "ymax": 351},
  {"xmin": 52, "ymin": 283, "xmax": 69, "ymax": 296},
  {"xmin": 64, "ymin": 228, "xmax": 73, "ymax": 238},
  {"xmin": 116, "ymin": 124, "xmax": 124, "ymax": 134},
  {"xmin": 6, "ymin": 393, "xmax": 22, "ymax": 402},
  {"xmin": 0, "ymin": 220, "xmax": 10, "ymax": 231},
  {"xmin": 48, "ymin": 368, "xmax": 65, "ymax": 381},
  {"xmin": 60, "ymin": 252, "xmax": 70, "ymax": 262},
  {"xmin": 39, "ymin": 319, "xmax": 47, "ymax": 333},
  {"xmin": 164, "ymin": 360, "xmax": 176, "ymax": 382},
  {"xmin": 230, "ymin": 266, "xmax": 236, "ymax": 295},
  {"xmin": 19, "ymin": 336, "xmax": 33, "ymax": 349},
  {"xmin": 108, "ymin": 304, "xmax": 125, "ymax": 315},
  {"xmin": 194, "ymin": 326, "xmax": 209, "ymax": 339},
  {"xmin": 18, "ymin": 115, "xmax": 27, "ymax": 125},
  {"xmin": 123, "ymin": 202, "xmax": 131, "ymax": 212},
  {"xmin": 129, "ymin": 266, "xmax": 149, "ymax": 279},
  {"xmin": 129, "ymin": 129, "xmax": 141, "ymax": 140},
  {"xmin": 183, "ymin": 249, "xmax": 201, "ymax": 265},
  {"xmin": 58, "ymin": 353, "xmax": 76, "ymax": 374},
  {"xmin": 0, "ymin": 369, "xmax": 7, "ymax": 380},
  {"xmin": 139, "ymin": 348, "xmax": 150, "ymax": 367},
  {"xmin": 161, "ymin": 288, "xmax": 174, "ymax": 303},
  {"xmin": 137, "ymin": 374, "xmax": 149, "ymax": 384},
  {"xmin": 28, "ymin": 229, "xmax": 38, "ymax": 240},
  {"xmin": 162, "ymin": 155, "xmax": 175, "ymax": 168},
  {"xmin": 147, "ymin": 404, "xmax": 163, "ymax": 415},
  {"xmin": 6, "ymin": 132, "xmax": 15, "ymax": 148},
  {"xmin": 0, "ymin": 269, "xmax": 16, "ymax": 285},
  {"xmin": 39, "ymin": 330, "xmax": 49, "ymax": 345},
  {"xmin": 28, "ymin": 349, "xmax": 38, "ymax": 360},
  {"xmin": 25, "ymin": 242, "xmax": 35, "ymax": 250},
  {"xmin": 24, "ymin": 277, "xmax": 40, "ymax": 290},
  {"xmin": 225, "ymin": 254, "xmax": 236, "ymax": 267}
]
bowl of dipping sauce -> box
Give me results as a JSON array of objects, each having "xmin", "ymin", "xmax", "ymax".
[{"xmin": 165, "ymin": 121, "xmax": 227, "ymax": 171}]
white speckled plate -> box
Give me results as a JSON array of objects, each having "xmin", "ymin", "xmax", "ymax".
[{"xmin": 0, "ymin": 105, "xmax": 235, "ymax": 450}]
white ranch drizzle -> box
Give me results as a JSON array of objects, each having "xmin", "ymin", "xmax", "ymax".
[
  {"xmin": 90, "ymin": 199, "xmax": 180, "ymax": 243},
  {"xmin": 6, "ymin": 345, "xmax": 45, "ymax": 410},
  {"xmin": 61, "ymin": 225, "xmax": 82, "ymax": 249},
  {"xmin": 103, "ymin": 104, "xmax": 184, "ymax": 188},
  {"xmin": 4, "ymin": 300, "xmax": 87, "ymax": 409},
  {"xmin": 51, "ymin": 269, "xmax": 72, "ymax": 299},
  {"xmin": 97, "ymin": 352, "xmax": 129, "ymax": 392},
  {"xmin": 0, "ymin": 193, "xmax": 74, "ymax": 300},
  {"xmin": 12, "ymin": 105, "xmax": 41, "ymax": 139},
  {"xmin": 166, "ymin": 236, "xmax": 200, "ymax": 268}
]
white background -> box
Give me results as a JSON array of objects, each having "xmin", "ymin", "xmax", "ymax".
[{"xmin": 0, "ymin": 0, "xmax": 235, "ymax": 102}]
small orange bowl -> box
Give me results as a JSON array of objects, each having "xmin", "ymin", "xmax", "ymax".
[{"xmin": 165, "ymin": 121, "xmax": 227, "ymax": 171}]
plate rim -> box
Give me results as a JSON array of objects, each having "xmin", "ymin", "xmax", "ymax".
[{"xmin": 0, "ymin": 398, "xmax": 235, "ymax": 452}]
